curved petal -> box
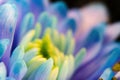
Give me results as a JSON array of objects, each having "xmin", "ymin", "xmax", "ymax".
[{"xmin": 0, "ymin": 2, "xmax": 18, "ymax": 66}]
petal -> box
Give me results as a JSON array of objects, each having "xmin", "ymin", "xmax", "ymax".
[
  {"xmin": 20, "ymin": 30, "xmax": 35, "ymax": 48},
  {"xmin": 89, "ymin": 47, "xmax": 120, "ymax": 79},
  {"xmin": 28, "ymin": 58, "xmax": 53, "ymax": 80},
  {"xmin": 10, "ymin": 46, "xmax": 24, "ymax": 67},
  {"xmin": 0, "ymin": 2, "xmax": 18, "ymax": 65},
  {"xmin": 9, "ymin": 60, "xmax": 27, "ymax": 80},
  {"xmin": 0, "ymin": 62, "xmax": 6, "ymax": 80},
  {"xmin": 115, "ymin": 72, "xmax": 120, "ymax": 79},
  {"xmin": 72, "ymin": 45, "xmax": 120, "ymax": 80},
  {"xmin": 48, "ymin": 66, "xmax": 59, "ymax": 80},
  {"xmin": 60, "ymin": 18, "xmax": 77, "ymax": 33},
  {"xmin": 19, "ymin": 13, "xmax": 35, "ymax": 40},
  {"xmin": 32, "ymin": 23, "xmax": 41, "ymax": 40},
  {"xmin": 30, "ymin": 0, "xmax": 50, "ymax": 16},
  {"xmin": 6, "ymin": 77, "xmax": 15, "ymax": 80},
  {"xmin": 75, "ymin": 48, "xmax": 86, "ymax": 69},
  {"xmin": 65, "ymin": 30, "xmax": 75, "ymax": 55},
  {"xmin": 99, "ymin": 68, "xmax": 114, "ymax": 80},
  {"xmin": 23, "ymin": 48, "xmax": 38, "ymax": 63},
  {"xmin": 48, "ymin": 1, "xmax": 68, "ymax": 19},
  {"xmin": 57, "ymin": 57, "xmax": 69, "ymax": 80},
  {"xmin": 75, "ymin": 3, "xmax": 108, "ymax": 42},
  {"xmin": 24, "ymin": 56, "xmax": 46, "ymax": 80},
  {"xmin": 105, "ymin": 22, "xmax": 120, "ymax": 42},
  {"xmin": 0, "ymin": 39, "xmax": 9, "ymax": 59},
  {"xmin": 38, "ymin": 12, "xmax": 57, "ymax": 29},
  {"xmin": 76, "ymin": 23, "xmax": 105, "ymax": 63}
]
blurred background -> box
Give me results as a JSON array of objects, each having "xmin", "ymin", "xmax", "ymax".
[{"xmin": 50, "ymin": 0, "xmax": 120, "ymax": 41}]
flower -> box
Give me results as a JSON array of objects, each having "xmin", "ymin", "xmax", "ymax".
[{"xmin": 0, "ymin": 0, "xmax": 120, "ymax": 80}]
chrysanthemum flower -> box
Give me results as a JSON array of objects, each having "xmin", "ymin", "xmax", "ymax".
[{"xmin": 0, "ymin": 0, "xmax": 120, "ymax": 80}]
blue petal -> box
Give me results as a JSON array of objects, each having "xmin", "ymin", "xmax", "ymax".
[
  {"xmin": 61, "ymin": 18, "xmax": 76, "ymax": 33},
  {"xmin": 99, "ymin": 68, "xmax": 114, "ymax": 80},
  {"xmin": 9, "ymin": 60, "xmax": 27, "ymax": 80},
  {"xmin": 38, "ymin": 12, "xmax": 57, "ymax": 29},
  {"xmin": 0, "ymin": 2, "xmax": 17, "ymax": 40},
  {"xmin": 10, "ymin": 46, "xmax": 24, "ymax": 67},
  {"xmin": 6, "ymin": 77, "xmax": 15, "ymax": 80},
  {"xmin": 0, "ymin": 39, "xmax": 9, "ymax": 59},
  {"xmin": 49, "ymin": 1, "xmax": 67, "ymax": 18},
  {"xmin": 89, "ymin": 47, "xmax": 120, "ymax": 79},
  {"xmin": 0, "ymin": 2, "xmax": 18, "ymax": 65},
  {"xmin": 71, "ymin": 45, "xmax": 120, "ymax": 80},
  {"xmin": 81, "ymin": 23, "xmax": 106, "ymax": 63}
]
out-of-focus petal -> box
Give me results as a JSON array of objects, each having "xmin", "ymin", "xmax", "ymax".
[
  {"xmin": 57, "ymin": 58, "xmax": 69, "ymax": 80},
  {"xmin": 105, "ymin": 22, "xmax": 120, "ymax": 42},
  {"xmin": 60, "ymin": 18, "xmax": 77, "ymax": 34},
  {"xmin": 38, "ymin": 12, "xmax": 57, "ymax": 30},
  {"xmin": 0, "ymin": 62, "xmax": 6, "ymax": 80},
  {"xmin": 48, "ymin": 1, "xmax": 68, "ymax": 20},
  {"xmin": 20, "ymin": 30, "xmax": 35, "ymax": 48},
  {"xmin": 75, "ymin": 23, "xmax": 105, "ymax": 63},
  {"xmin": 89, "ymin": 48, "xmax": 120, "ymax": 79},
  {"xmin": 72, "ymin": 45, "xmax": 120, "ymax": 80},
  {"xmin": 68, "ymin": 9, "xmax": 81, "ymax": 27},
  {"xmin": 48, "ymin": 66, "xmax": 59, "ymax": 80},
  {"xmin": 75, "ymin": 3, "xmax": 108, "ymax": 42},
  {"xmin": 6, "ymin": 77, "xmax": 15, "ymax": 80},
  {"xmin": 30, "ymin": 0, "xmax": 50, "ymax": 16},
  {"xmin": 115, "ymin": 72, "xmax": 120, "ymax": 79},
  {"xmin": 19, "ymin": 13, "xmax": 35, "ymax": 40},
  {"xmin": 0, "ymin": 0, "xmax": 7, "ymax": 4},
  {"xmin": 99, "ymin": 68, "xmax": 114, "ymax": 80},
  {"xmin": 75, "ymin": 48, "xmax": 86, "ymax": 69}
]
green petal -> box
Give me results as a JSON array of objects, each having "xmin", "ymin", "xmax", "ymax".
[
  {"xmin": 23, "ymin": 57, "xmax": 46, "ymax": 80},
  {"xmin": 28, "ymin": 58, "xmax": 53, "ymax": 80},
  {"xmin": 75, "ymin": 48, "xmax": 86, "ymax": 69},
  {"xmin": 67, "ymin": 55, "xmax": 75, "ymax": 78},
  {"xmin": 20, "ymin": 30, "xmax": 35, "ymax": 48},
  {"xmin": 48, "ymin": 66, "xmax": 59, "ymax": 80},
  {"xmin": 32, "ymin": 23, "xmax": 41, "ymax": 40},
  {"xmin": 23, "ymin": 48, "xmax": 38, "ymax": 63},
  {"xmin": 20, "ymin": 13, "xmax": 34, "ymax": 39},
  {"xmin": 57, "ymin": 58, "xmax": 69, "ymax": 80}
]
